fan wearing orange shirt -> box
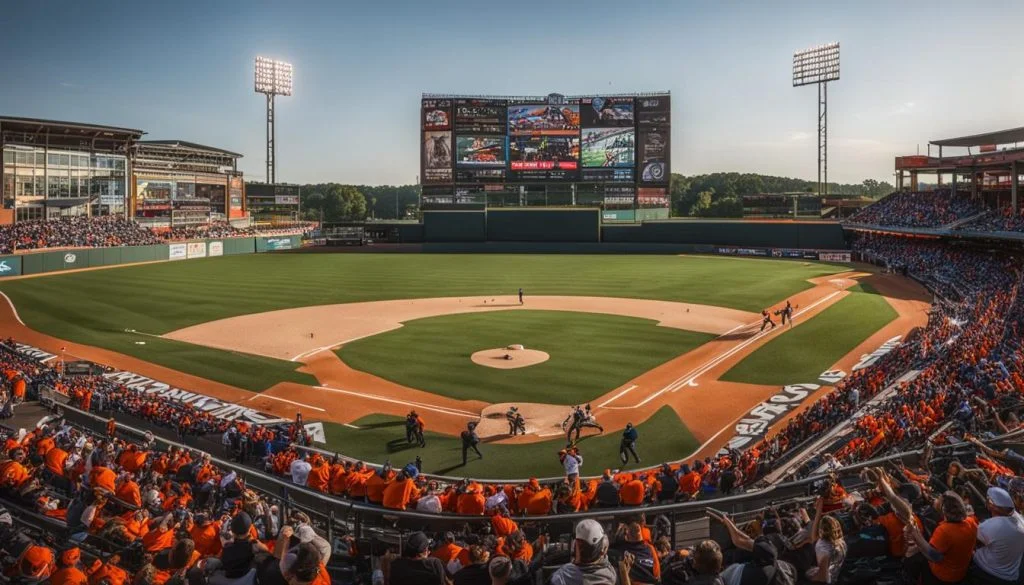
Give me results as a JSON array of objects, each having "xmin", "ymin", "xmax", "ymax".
[
  {"xmin": 382, "ymin": 470, "xmax": 420, "ymax": 511},
  {"xmin": 904, "ymin": 491, "xmax": 978, "ymax": 584},
  {"xmin": 305, "ymin": 457, "xmax": 331, "ymax": 493},
  {"xmin": 619, "ymin": 474, "xmax": 647, "ymax": 506},
  {"xmin": 456, "ymin": 482, "xmax": 487, "ymax": 515},
  {"xmin": 49, "ymin": 548, "xmax": 88, "ymax": 585}
]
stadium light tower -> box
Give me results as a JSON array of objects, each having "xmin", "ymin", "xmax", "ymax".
[
  {"xmin": 792, "ymin": 42, "xmax": 839, "ymax": 197},
  {"xmin": 254, "ymin": 56, "xmax": 293, "ymax": 184}
]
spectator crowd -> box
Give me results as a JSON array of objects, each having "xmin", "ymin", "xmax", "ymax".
[{"xmin": 846, "ymin": 190, "xmax": 985, "ymax": 229}]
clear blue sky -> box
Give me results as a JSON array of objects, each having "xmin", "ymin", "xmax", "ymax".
[{"xmin": 2, "ymin": 0, "xmax": 1022, "ymax": 186}]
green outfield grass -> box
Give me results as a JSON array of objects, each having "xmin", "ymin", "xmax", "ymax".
[
  {"xmin": 719, "ymin": 283, "xmax": 897, "ymax": 386},
  {"xmin": 339, "ymin": 310, "xmax": 715, "ymax": 404},
  {"xmin": 0, "ymin": 253, "xmax": 847, "ymax": 391},
  {"xmin": 320, "ymin": 406, "xmax": 697, "ymax": 478}
]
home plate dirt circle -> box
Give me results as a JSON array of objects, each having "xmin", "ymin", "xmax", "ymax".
[{"xmin": 471, "ymin": 346, "xmax": 550, "ymax": 369}]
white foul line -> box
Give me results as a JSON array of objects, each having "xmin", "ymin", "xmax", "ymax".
[
  {"xmin": 0, "ymin": 291, "xmax": 25, "ymax": 326},
  {"xmin": 596, "ymin": 385, "xmax": 638, "ymax": 408},
  {"xmin": 253, "ymin": 394, "xmax": 327, "ymax": 412},
  {"xmin": 629, "ymin": 290, "xmax": 843, "ymax": 408},
  {"xmin": 314, "ymin": 385, "xmax": 479, "ymax": 419},
  {"xmin": 343, "ymin": 423, "xmax": 361, "ymax": 429}
]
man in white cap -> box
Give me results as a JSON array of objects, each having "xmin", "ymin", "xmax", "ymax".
[
  {"xmin": 549, "ymin": 519, "xmax": 616, "ymax": 585},
  {"xmin": 970, "ymin": 486, "xmax": 1024, "ymax": 584}
]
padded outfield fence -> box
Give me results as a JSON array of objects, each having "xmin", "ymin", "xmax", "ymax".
[{"xmin": 0, "ymin": 234, "xmax": 303, "ymax": 278}]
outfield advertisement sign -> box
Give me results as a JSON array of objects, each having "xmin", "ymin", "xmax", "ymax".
[
  {"xmin": 169, "ymin": 244, "xmax": 187, "ymax": 260},
  {"xmin": 208, "ymin": 241, "xmax": 224, "ymax": 257},
  {"xmin": 186, "ymin": 242, "xmax": 207, "ymax": 259},
  {"xmin": 265, "ymin": 237, "xmax": 294, "ymax": 251},
  {"xmin": 102, "ymin": 369, "xmax": 291, "ymax": 426},
  {"xmin": 819, "ymin": 252, "xmax": 852, "ymax": 262},
  {"xmin": 725, "ymin": 384, "xmax": 819, "ymax": 450},
  {"xmin": 0, "ymin": 256, "xmax": 22, "ymax": 278}
]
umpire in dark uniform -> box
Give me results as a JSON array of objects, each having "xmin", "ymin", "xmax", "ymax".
[
  {"xmin": 461, "ymin": 421, "xmax": 482, "ymax": 465},
  {"xmin": 619, "ymin": 423, "xmax": 640, "ymax": 465}
]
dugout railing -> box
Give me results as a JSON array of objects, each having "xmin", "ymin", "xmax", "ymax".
[{"xmin": 38, "ymin": 397, "xmax": 1023, "ymax": 551}]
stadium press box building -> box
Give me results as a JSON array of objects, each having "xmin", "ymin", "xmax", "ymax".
[{"xmin": 0, "ymin": 116, "xmax": 246, "ymax": 226}]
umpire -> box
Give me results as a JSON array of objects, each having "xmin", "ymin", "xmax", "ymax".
[
  {"xmin": 619, "ymin": 423, "xmax": 640, "ymax": 465},
  {"xmin": 461, "ymin": 421, "xmax": 482, "ymax": 466}
]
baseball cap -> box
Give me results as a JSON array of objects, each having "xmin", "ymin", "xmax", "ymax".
[
  {"xmin": 21, "ymin": 545, "xmax": 54, "ymax": 577},
  {"xmin": 488, "ymin": 556, "xmax": 512, "ymax": 579},
  {"xmin": 230, "ymin": 512, "xmax": 253, "ymax": 536},
  {"xmin": 988, "ymin": 487, "xmax": 1015, "ymax": 509},
  {"xmin": 406, "ymin": 531, "xmax": 430, "ymax": 556},
  {"xmin": 297, "ymin": 525, "xmax": 317, "ymax": 543},
  {"xmin": 575, "ymin": 519, "xmax": 605, "ymax": 546}
]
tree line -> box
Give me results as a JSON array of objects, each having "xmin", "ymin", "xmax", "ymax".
[
  {"xmin": 296, "ymin": 173, "xmax": 894, "ymax": 222},
  {"xmin": 668, "ymin": 173, "xmax": 893, "ymax": 218}
]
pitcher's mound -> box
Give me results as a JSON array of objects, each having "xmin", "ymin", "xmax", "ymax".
[{"xmin": 471, "ymin": 347, "xmax": 549, "ymax": 369}]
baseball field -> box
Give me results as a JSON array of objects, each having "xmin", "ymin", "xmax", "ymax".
[{"xmin": 0, "ymin": 252, "xmax": 931, "ymax": 478}]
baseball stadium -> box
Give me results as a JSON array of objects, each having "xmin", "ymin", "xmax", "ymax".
[{"xmin": 2, "ymin": 8, "xmax": 1024, "ymax": 585}]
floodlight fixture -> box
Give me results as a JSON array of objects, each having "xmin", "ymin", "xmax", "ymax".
[
  {"xmin": 792, "ymin": 43, "xmax": 840, "ymax": 87},
  {"xmin": 792, "ymin": 42, "xmax": 840, "ymax": 198},
  {"xmin": 254, "ymin": 57, "xmax": 293, "ymax": 183},
  {"xmin": 254, "ymin": 57, "xmax": 293, "ymax": 96}
]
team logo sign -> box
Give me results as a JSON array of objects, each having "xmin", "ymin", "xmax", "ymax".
[
  {"xmin": 642, "ymin": 162, "xmax": 665, "ymax": 182},
  {"xmin": 64, "ymin": 253, "xmax": 76, "ymax": 263},
  {"xmin": 0, "ymin": 261, "xmax": 11, "ymax": 273}
]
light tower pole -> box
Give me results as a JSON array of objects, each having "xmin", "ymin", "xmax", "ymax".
[
  {"xmin": 254, "ymin": 56, "xmax": 293, "ymax": 184},
  {"xmin": 793, "ymin": 43, "xmax": 840, "ymax": 198}
]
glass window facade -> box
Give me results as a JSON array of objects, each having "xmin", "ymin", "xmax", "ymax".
[{"xmin": 2, "ymin": 146, "xmax": 128, "ymax": 218}]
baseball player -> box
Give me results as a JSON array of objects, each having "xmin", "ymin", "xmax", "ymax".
[
  {"xmin": 506, "ymin": 406, "xmax": 526, "ymax": 436},
  {"xmin": 781, "ymin": 301, "xmax": 794, "ymax": 327},
  {"xmin": 760, "ymin": 309, "xmax": 776, "ymax": 332},
  {"xmin": 461, "ymin": 422, "xmax": 482, "ymax": 465},
  {"xmin": 518, "ymin": 288, "xmax": 524, "ymax": 305}
]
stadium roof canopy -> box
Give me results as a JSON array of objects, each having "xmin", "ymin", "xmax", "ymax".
[
  {"xmin": 931, "ymin": 126, "xmax": 1024, "ymax": 148},
  {"xmin": 0, "ymin": 116, "xmax": 144, "ymax": 139},
  {"xmin": 136, "ymin": 140, "xmax": 242, "ymax": 158}
]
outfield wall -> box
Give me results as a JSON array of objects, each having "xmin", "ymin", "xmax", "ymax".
[{"xmin": 0, "ymin": 235, "xmax": 302, "ymax": 278}]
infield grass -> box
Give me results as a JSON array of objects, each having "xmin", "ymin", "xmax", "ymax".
[
  {"xmin": 338, "ymin": 310, "xmax": 715, "ymax": 404},
  {"xmin": 0, "ymin": 253, "xmax": 847, "ymax": 391},
  {"xmin": 320, "ymin": 406, "xmax": 697, "ymax": 478},
  {"xmin": 719, "ymin": 283, "xmax": 897, "ymax": 386}
]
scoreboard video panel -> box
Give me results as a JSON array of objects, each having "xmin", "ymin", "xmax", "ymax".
[{"xmin": 421, "ymin": 92, "xmax": 669, "ymax": 188}]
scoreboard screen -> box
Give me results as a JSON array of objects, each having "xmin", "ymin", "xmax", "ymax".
[{"xmin": 421, "ymin": 92, "xmax": 670, "ymax": 188}]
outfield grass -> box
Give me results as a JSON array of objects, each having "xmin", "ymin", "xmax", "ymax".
[
  {"xmin": 719, "ymin": 283, "xmax": 897, "ymax": 386},
  {"xmin": 321, "ymin": 406, "xmax": 697, "ymax": 478},
  {"xmin": 0, "ymin": 254, "xmax": 847, "ymax": 391},
  {"xmin": 339, "ymin": 310, "xmax": 715, "ymax": 404}
]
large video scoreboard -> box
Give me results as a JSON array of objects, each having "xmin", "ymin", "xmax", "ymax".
[{"xmin": 421, "ymin": 92, "xmax": 670, "ymax": 208}]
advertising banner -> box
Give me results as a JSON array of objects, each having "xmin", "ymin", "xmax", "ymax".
[
  {"xmin": 580, "ymin": 96, "xmax": 635, "ymax": 127},
  {"xmin": 274, "ymin": 195, "xmax": 299, "ymax": 205},
  {"xmin": 638, "ymin": 129, "xmax": 670, "ymax": 184},
  {"xmin": 508, "ymin": 103, "xmax": 580, "ymax": 137},
  {"xmin": 454, "ymin": 98, "xmax": 507, "ymax": 134},
  {"xmin": 14, "ymin": 342, "xmax": 57, "ymax": 362},
  {"xmin": 423, "ymin": 131, "xmax": 453, "ymax": 184},
  {"xmin": 186, "ymin": 242, "xmax": 207, "ymax": 259},
  {"xmin": 509, "ymin": 136, "xmax": 579, "ymax": 181},
  {"xmin": 103, "ymin": 370, "xmax": 291, "ymax": 425},
  {"xmin": 208, "ymin": 241, "xmax": 224, "ymax": 257},
  {"xmin": 168, "ymin": 243, "xmax": 187, "ymax": 260},
  {"xmin": 726, "ymin": 384, "xmax": 819, "ymax": 450},
  {"xmin": 0, "ymin": 256, "xmax": 22, "ymax": 278},
  {"xmin": 636, "ymin": 95, "xmax": 671, "ymax": 127},
  {"xmin": 265, "ymin": 237, "xmax": 294, "ymax": 251},
  {"xmin": 818, "ymin": 252, "xmax": 852, "ymax": 262}
]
